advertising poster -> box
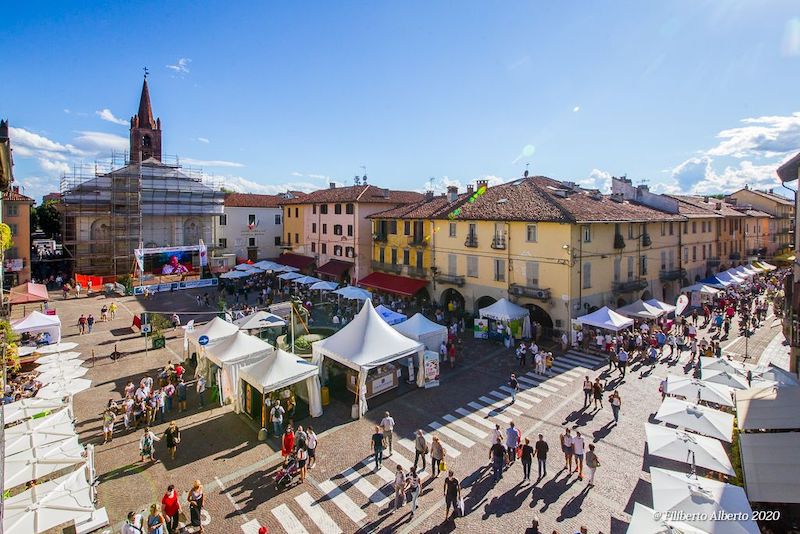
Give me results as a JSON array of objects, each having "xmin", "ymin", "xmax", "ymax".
[
  {"xmin": 473, "ymin": 318, "xmax": 489, "ymax": 339},
  {"xmin": 690, "ymin": 291, "xmax": 701, "ymax": 309},
  {"xmin": 423, "ymin": 350, "xmax": 440, "ymax": 389}
]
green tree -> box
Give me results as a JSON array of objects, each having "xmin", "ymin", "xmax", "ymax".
[{"xmin": 34, "ymin": 201, "xmax": 61, "ymax": 238}]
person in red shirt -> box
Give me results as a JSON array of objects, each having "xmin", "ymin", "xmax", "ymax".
[
  {"xmin": 281, "ymin": 426, "xmax": 295, "ymax": 465},
  {"xmin": 174, "ymin": 363, "xmax": 184, "ymax": 380},
  {"xmin": 161, "ymin": 484, "xmax": 182, "ymax": 534}
]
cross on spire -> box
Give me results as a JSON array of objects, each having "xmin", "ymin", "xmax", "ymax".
[{"xmin": 143, "ymin": 66, "xmax": 149, "ymax": 79}]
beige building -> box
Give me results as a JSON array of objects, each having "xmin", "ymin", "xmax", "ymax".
[
  {"xmin": 728, "ymin": 187, "xmax": 794, "ymax": 257},
  {"xmin": 3, "ymin": 186, "xmax": 34, "ymax": 285}
]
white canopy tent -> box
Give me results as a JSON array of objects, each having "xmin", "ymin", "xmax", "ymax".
[
  {"xmin": 234, "ymin": 263, "xmax": 262, "ymax": 272},
  {"xmin": 716, "ymin": 270, "xmax": 744, "ymax": 285},
  {"xmin": 616, "ymin": 299, "xmax": 666, "ymax": 319},
  {"xmin": 626, "ymin": 502, "xmax": 705, "ymax": 534},
  {"xmin": 5, "ymin": 409, "xmax": 77, "ymax": 456},
  {"xmin": 665, "ymin": 376, "xmax": 734, "ymax": 407},
  {"xmin": 736, "ymin": 385, "xmax": 800, "ymax": 431},
  {"xmin": 645, "ymin": 423, "xmax": 734, "ymax": 476},
  {"xmin": 739, "ymin": 432, "xmax": 800, "ymax": 504},
  {"xmin": 644, "ymin": 298, "xmax": 677, "ymax": 315},
  {"xmin": 374, "ymin": 304, "xmax": 407, "ymax": 325},
  {"xmin": 309, "ymin": 280, "xmax": 339, "ymax": 292},
  {"xmin": 12, "ymin": 311, "xmax": 62, "ymax": 344},
  {"xmin": 35, "ymin": 342, "xmax": 79, "ymax": 354},
  {"xmin": 239, "ymin": 349, "xmax": 322, "ymax": 417},
  {"xmin": 654, "ymin": 397, "xmax": 735, "ymax": 442},
  {"xmin": 254, "ymin": 260, "xmax": 282, "ymax": 271},
  {"xmin": 36, "ymin": 378, "xmax": 92, "ymax": 400},
  {"xmin": 294, "ymin": 275, "xmax": 322, "ymax": 285},
  {"xmin": 393, "ymin": 313, "xmax": 448, "ymax": 351},
  {"xmin": 650, "ymin": 467, "xmax": 759, "ymax": 534},
  {"xmin": 333, "ymin": 285, "xmax": 372, "ymax": 301},
  {"xmin": 701, "ymin": 368, "xmax": 750, "ymax": 390},
  {"xmin": 272, "ymin": 264, "xmax": 300, "ymax": 273},
  {"xmin": 4, "ymin": 436, "xmax": 86, "ymax": 489},
  {"xmin": 731, "ymin": 265, "xmax": 754, "ymax": 279},
  {"xmin": 576, "ymin": 306, "xmax": 634, "ymax": 332},
  {"xmin": 699, "ymin": 356, "xmax": 747, "ymax": 375},
  {"xmin": 312, "ymin": 299, "xmax": 424, "ymax": 416},
  {"xmin": 680, "ymin": 283, "xmax": 721, "ymax": 295},
  {"xmin": 3, "ymin": 465, "xmax": 106, "ymax": 534},
  {"xmin": 186, "ymin": 316, "xmax": 238, "ymax": 358},
  {"xmin": 3, "ymin": 397, "xmax": 72, "ymax": 426},
  {"xmin": 203, "ymin": 331, "xmax": 274, "ymax": 404},
  {"xmin": 234, "ymin": 311, "xmax": 286, "ymax": 332},
  {"xmin": 220, "ymin": 269, "xmax": 249, "ymax": 279},
  {"xmin": 478, "ymin": 298, "xmax": 528, "ymax": 321},
  {"xmin": 277, "ymin": 271, "xmax": 303, "ymax": 281},
  {"xmin": 757, "ymin": 260, "xmax": 777, "ymax": 271}
]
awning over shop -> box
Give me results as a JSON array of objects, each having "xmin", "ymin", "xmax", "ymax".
[
  {"xmin": 9, "ymin": 283, "xmax": 49, "ymax": 305},
  {"xmin": 740, "ymin": 432, "xmax": 800, "ymax": 504},
  {"xmin": 316, "ymin": 259, "xmax": 353, "ymax": 279},
  {"xmin": 276, "ymin": 253, "xmax": 315, "ymax": 270},
  {"xmin": 358, "ymin": 271, "xmax": 428, "ymax": 296},
  {"xmin": 736, "ymin": 385, "xmax": 800, "ymax": 431}
]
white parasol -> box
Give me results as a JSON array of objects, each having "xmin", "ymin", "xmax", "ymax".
[
  {"xmin": 2, "ymin": 397, "xmax": 71, "ymax": 426},
  {"xmin": 4, "ymin": 436, "xmax": 86, "ymax": 489},
  {"xmin": 645, "ymin": 423, "xmax": 734, "ymax": 476},
  {"xmin": 34, "ymin": 342, "xmax": 79, "ymax": 354},
  {"xmin": 665, "ymin": 376, "xmax": 734, "ymax": 407},
  {"xmin": 626, "ymin": 502, "xmax": 706, "ymax": 534},
  {"xmin": 700, "ymin": 368, "xmax": 750, "ymax": 390},
  {"xmin": 654, "ymin": 397, "xmax": 734, "ymax": 442},
  {"xmin": 37, "ymin": 366, "xmax": 89, "ymax": 385},
  {"xmin": 4, "ymin": 409, "xmax": 77, "ymax": 456},
  {"xmin": 36, "ymin": 377, "xmax": 92, "ymax": 400},
  {"xmin": 35, "ymin": 351, "xmax": 82, "ymax": 365}
]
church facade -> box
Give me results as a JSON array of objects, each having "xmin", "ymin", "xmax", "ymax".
[{"xmin": 61, "ymin": 78, "xmax": 224, "ymax": 277}]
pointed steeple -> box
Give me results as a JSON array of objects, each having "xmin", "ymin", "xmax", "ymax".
[{"xmin": 137, "ymin": 78, "xmax": 155, "ymax": 129}]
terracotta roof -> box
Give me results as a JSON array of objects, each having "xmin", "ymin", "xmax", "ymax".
[
  {"xmin": 368, "ymin": 193, "xmax": 472, "ymax": 220},
  {"xmin": 3, "ymin": 189, "xmax": 33, "ymax": 202},
  {"xmin": 224, "ymin": 193, "xmax": 283, "ymax": 208},
  {"xmin": 668, "ymin": 195, "xmax": 744, "ymax": 217},
  {"xmin": 671, "ymin": 197, "xmax": 724, "ymax": 219},
  {"xmin": 279, "ymin": 185, "xmax": 423, "ymax": 205},
  {"xmin": 743, "ymin": 209, "xmax": 773, "ymax": 218},
  {"xmin": 742, "ymin": 188, "xmax": 794, "ymax": 206}
]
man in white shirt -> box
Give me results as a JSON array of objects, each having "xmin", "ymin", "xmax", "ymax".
[
  {"xmin": 122, "ymin": 511, "xmax": 143, "ymax": 534},
  {"xmin": 572, "ymin": 431, "xmax": 586, "ymax": 480},
  {"xmin": 196, "ymin": 376, "xmax": 207, "ymax": 408},
  {"xmin": 381, "ymin": 411, "xmax": 396, "ymax": 456}
]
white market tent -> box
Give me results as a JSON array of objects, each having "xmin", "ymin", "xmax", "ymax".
[
  {"xmin": 3, "ymin": 397, "xmax": 71, "ymax": 426},
  {"xmin": 374, "ymin": 304, "xmax": 408, "ymax": 325},
  {"xmin": 278, "ymin": 271, "xmax": 303, "ymax": 281},
  {"xmin": 393, "ymin": 313, "xmax": 448, "ymax": 351},
  {"xmin": 650, "ymin": 467, "xmax": 759, "ymax": 534},
  {"xmin": 736, "ymin": 385, "xmax": 800, "ymax": 431},
  {"xmin": 645, "ymin": 423, "xmax": 734, "ymax": 476},
  {"xmin": 4, "ymin": 435, "xmax": 86, "ymax": 489},
  {"xmin": 665, "ymin": 375, "xmax": 734, "ymax": 407},
  {"xmin": 654, "ymin": 397, "xmax": 734, "ymax": 442},
  {"xmin": 680, "ymin": 283, "xmax": 721, "ymax": 295},
  {"xmin": 309, "ymin": 280, "xmax": 338, "ymax": 292},
  {"xmin": 36, "ymin": 378, "xmax": 92, "ymax": 400},
  {"xmin": 35, "ymin": 342, "xmax": 79, "ymax": 354},
  {"xmin": 312, "ymin": 299, "xmax": 424, "ymax": 415},
  {"xmin": 333, "ymin": 285, "xmax": 372, "ymax": 300},
  {"xmin": 478, "ymin": 298, "xmax": 528, "ymax": 321},
  {"xmin": 12, "ymin": 311, "xmax": 62, "ymax": 344},
  {"xmin": 294, "ymin": 275, "xmax": 322, "ymax": 285},
  {"xmin": 234, "ymin": 310, "xmax": 285, "ymax": 332},
  {"xmin": 220, "ymin": 270, "xmax": 249, "ymax": 279},
  {"xmin": 204, "ymin": 331, "xmax": 275, "ymax": 404},
  {"xmin": 616, "ymin": 299, "xmax": 666, "ymax": 319},
  {"xmin": 739, "ymin": 432, "xmax": 800, "ymax": 504},
  {"xmin": 5, "ymin": 409, "xmax": 77, "ymax": 456},
  {"xmin": 254, "ymin": 260, "xmax": 282, "ymax": 271},
  {"xmin": 239, "ymin": 349, "xmax": 322, "ymax": 417},
  {"xmin": 576, "ymin": 306, "xmax": 634, "ymax": 332},
  {"xmin": 626, "ymin": 502, "xmax": 705, "ymax": 534},
  {"xmin": 187, "ymin": 316, "xmax": 238, "ymax": 356},
  {"xmin": 3, "ymin": 465, "xmax": 106, "ymax": 534},
  {"xmin": 757, "ymin": 260, "xmax": 777, "ymax": 271},
  {"xmin": 701, "ymin": 368, "xmax": 750, "ymax": 390},
  {"xmin": 716, "ymin": 270, "xmax": 744, "ymax": 285},
  {"xmin": 234, "ymin": 263, "xmax": 262, "ymax": 272},
  {"xmin": 731, "ymin": 265, "xmax": 754, "ymax": 279},
  {"xmin": 272, "ymin": 264, "xmax": 300, "ymax": 273},
  {"xmin": 644, "ymin": 298, "xmax": 677, "ymax": 315},
  {"xmin": 699, "ymin": 356, "xmax": 747, "ymax": 375}
]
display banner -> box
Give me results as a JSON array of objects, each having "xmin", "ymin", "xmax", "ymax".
[
  {"xmin": 473, "ymin": 318, "xmax": 489, "ymax": 339},
  {"xmin": 132, "ymin": 278, "xmax": 217, "ymax": 295},
  {"xmin": 423, "ymin": 350, "xmax": 440, "ymax": 389}
]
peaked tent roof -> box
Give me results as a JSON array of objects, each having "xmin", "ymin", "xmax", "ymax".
[
  {"xmin": 616, "ymin": 299, "xmax": 666, "ymax": 319},
  {"xmin": 479, "ymin": 298, "xmax": 528, "ymax": 321},
  {"xmin": 234, "ymin": 311, "xmax": 285, "ymax": 331},
  {"xmin": 187, "ymin": 316, "xmax": 238, "ymax": 345},
  {"xmin": 11, "ymin": 310, "xmax": 61, "ymax": 331},
  {"xmin": 204, "ymin": 331, "xmax": 274, "ymax": 367},
  {"xmin": 239, "ymin": 349, "xmax": 319, "ymax": 393},
  {"xmin": 576, "ymin": 306, "xmax": 633, "ymax": 332},
  {"xmin": 644, "ymin": 298, "xmax": 677, "ymax": 314},
  {"xmin": 9, "ymin": 283, "xmax": 49, "ymax": 305},
  {"xmin": 312, "ymin": 299, "xmax": 423, "ymax": 372},
  {"xmin": 393, "ymin": 313, "xmax": 447, "ymax": 339},
  {"xmin": 374, "ymin": 304, "xmax": 408, "ymax": 325},
  {"xmin": 681, "ymin": 283, "xmax": 721, "ymax": 294}
]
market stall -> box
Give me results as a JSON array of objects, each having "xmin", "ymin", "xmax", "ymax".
[
  {"xmin": 9, "ymin": 282, "xmax": 50, "ymax": 306},
  {"xmin": 478, "ymin": 298, "xmax": 529, "ymax": 343},
  {"xmin": 374, "ymin": 304, "xmax": 407, "ymax": 325},
  {"xmin": 234, "ymin": 310, "xmax": 286, "ymax": 338},
  {"xmin": 392, "ymin": 313, "xmax": 448, "ymax": 351},
  {"xmin": 616, "ymin": 299, "xmax": 666, "ymax": 320},
  {"xmin": 3, "ymin": 397, "xmax": 72, "ymax": 426},
  {"xmin": 12, "ymin": 311, "xmax": 62, "ymax": 346},
  {"xmin": 202, "ymin": 331, "xmax": 274, "ymax": 406},
  {"xmin": 312, "ymin": 299, "xmax": 424, "ymax": 416},
  {"xmin": 576, "ymin": 306, "xmax": 634, "ymax": 331},
  {"xmin": 239, "ymin": 348, "xmax": 322, "ymax": 428},
  {"xmin": 644, "ymin": 298, "xmax": 677, "ymax": 315},
  {"xmin": 186, "ymin": 316, "xmax": 238, "ymax": 360}
]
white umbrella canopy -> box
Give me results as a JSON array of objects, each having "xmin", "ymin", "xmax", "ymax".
[
  {"xmin": 665, "ymin": 376, "xmax": 734, "ymax": 407},
  {"xmin": 5, "ymin": 409, "xmax": 77, "ymax": 456},
  {"xmin": 751, "ymin": 364, "xmax": 800, "ymax": 387},
  {"xmin": 700, "ymin": 368, "xmax": 750, "ymax": 390},
  {"xmin": 698, "ymin": 357, "xmax": 747, "ymax": 375},
  {"xmin": 273, "ymin": 264, "xmax": 300, "ymax": 273},
  {"xmin": 654, "ymin": 397, "xmax": 735, "ymax": 442},
  {"xmin": 35, "ymin": 358, "xmax": 85, "ymax": 373},
  {"xmin": 645, "ymin": 423, "xmax": 735, "ymax": 476},
  {"xmin": 277, "ymin": 271, "xmax": 303, "ymax": 281},
  {"xmin": 35, "ymin": 351, "xmax": 82, "ymax": 365},
  {"xmin": 36, "ymin": 378, "xmax": 92, "ymax": 400},
  {"xmin": 37, "ymin": 366, "xmax": 89, "ymax": 385},
  {"xmin": 3, "ymin": 466, "xmax": 100, "ymax": 534},
  {"xmin": 253, "ymin": 260, "xmax": 281, "ymax": 271},
  {"xmin": 294, "ymin": 275, "xmax": 322, "ymax": 285},
  {"xmin": 4, "ymin": 436, "xmax": 86, "ymax": 489},
  {"xmin": 35, "ymin": 342, "xmax": 79, "ymax": 354},
  {"xmin": 650, "ymin": 468, "xmax": 759, "ymax": 534},
  {"xmin": 18, "ymin": 345, "xmax": 39, "ymax": 356},
  {"xmin": 309, "ymin": 280, "xmax": 339, "ymax": 291},
  {"xmin": 234, "ymin": 263, "xmax": 262, "ymax": 271},
  {"xmin": 3, "ymin": 397, "xmax": 70, "ymax": 426},
  {"xmin": 333, "ymin": 285, "xmax": 372, "ymax": 300},
  {"xmin": 220, "ymin": 270, "xmax": 249, "ymax": 279},
  {"xmin": 234, "ymin": 310, "xmax": 286, "ymax": 330},
  {"xmin": 626, "ymin": 502, "xmax": 706, "ymax": 534}
]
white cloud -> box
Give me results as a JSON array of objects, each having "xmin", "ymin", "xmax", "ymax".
[
  {"xmin": 73, "ymin": 131, "xmax": 129, "ymax": 153},
  {"xmin": 16, "ymin": 176, "xmax": 58, "ymax": 205},
  {"xmin": 576, "ymin": 168, "xmax": 612, "ymax": 193},
  {"xmin": 95, "ymin": 108, "xmax": 128, "ymax": 126},
  {"xmin": 667, "ymin": 155, "xmax": 782, "ymax": 194},
  {"xmin": 38, "ymin": 158, "xmax": 70, "ymax": 176},
  {"xmin": 573, "ymin": 106, "xmax": 581, "ymax": 113},
  {"xmin": 196, "ymin": 137, "xmax": 210, "ymax": 144},
  {"xmin": 166, "ymin": 58, "xmax": 191, "ymax": 75},
  {"xmin": 705, "ymin": 112, "xmax": 800, "ymax": 159},
  {"xmin": 9, "ymin": 127, "xmax": 80, "ymax": 155},
  {"xmin": 219, "ymin": 175, "xmax": 322, "ymax": 195},
  {"xmin": 181, "ymin": 158, "xmax": 245, "ymax": 168},
  {"xmin": 783, "ymin": 18, "xmax": 800, "ymax": 57}
]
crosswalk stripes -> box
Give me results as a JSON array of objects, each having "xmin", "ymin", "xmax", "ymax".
[
  {"xmin": 454, "ymin": 407, "xmax": 499, "ymax": 429},
  {"xmin": 317, "ymin": 479, "xmax": 368, "ymax": 523},
  {"xmin": 423, "ymin": 431, "xmax": 461, "ymax": 457},
  {"xmin": 512, "ymin": 379, "xmax": 552, "ymax": 398},
  {"xmin": 271, "ymin": 503, "xmax": 310, "ymax": 534},
  {"xmin": 428, "ymin": 420, "xmax": 476, "ymax": 448},
  {"xmin": 519, "ymin": 374, "xmax": 560, "ymax": 392},
  {"xmin": 241, "ymin": 519, "xmax": 264, "ymax": 534},
  {"xmin": 499, "ymin": 385, "xmax": 542, "ymax": 404},
  {"xmin": 295, "ymin": 492, "xmax": 343, "ymax": 534},
  {"xmin": 478, "ymin": 395, "xmax": 522, "ymax": 416},
  {"xmin": 340, "ymin": 465, "xmax": 391, "ymax": 506},
  {"xmin": 442, "ymin": 413, "xmax": 488, "ymax": 439},
  {"xmin": 467, "ymin": 400, "xmax": 512, "ymax": 423},
  {"xmin": 488, "ymin": 389, "xmax": 534, "ymax": 409}
]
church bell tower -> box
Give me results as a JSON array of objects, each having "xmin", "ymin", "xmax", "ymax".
[{"xmin": 129, "ymin": 74, "xmax": 162, "ymax": 163}]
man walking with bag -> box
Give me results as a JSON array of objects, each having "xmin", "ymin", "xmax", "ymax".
[{"xmin": 381, "ymin": 411, "xmax": 395, "ymax": 456}]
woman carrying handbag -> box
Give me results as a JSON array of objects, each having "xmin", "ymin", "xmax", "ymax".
[{"xmin": 188, "ymin": 480, "xmax": 205, "ymax": 532}]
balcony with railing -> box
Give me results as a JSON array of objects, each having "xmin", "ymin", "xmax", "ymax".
[
  {"xmin": 406, "ymin": 266, "xmax": 428, "ymax": 278},
  {"xmin": 659, "ymin": 268, "xmax": 686, "ymax": 282},
  {"xmin": 435, "ymin": 272, "xmax": 466, "ymax": 287},
  {"xmin": 464, "ymin": 233, "xmax": 478, "ymax": 248},
  {"xmin": 509, "ymin": 283, "xmax": 551, "ymax": 301},
  {"xmin": 408, "ymin": 235, "xmax": 428, "ymax": 248},
  {"xmin": 278, "ymin": 241, "xmax": 293, "ymax": 249},
  {"xmin": 612, "ymin": 278, "xmax": 648, "ymax": 293},
  {"xmin": 371, "ymin": 260, "xmax": 402, "ymax": 274},
  {"xmin": 491, "ymin": 234, "xmax": 507, "ymax": 250}
]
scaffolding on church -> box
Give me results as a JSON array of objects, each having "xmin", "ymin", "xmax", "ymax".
[{"xmin": 60, "ymin": 151, "xmax": 224, "ymax": 278}]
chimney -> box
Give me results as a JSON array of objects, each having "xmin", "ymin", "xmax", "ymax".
[
  {"xmin": 329, "ymin": 182, "xmax": 336, "ymax": 189},
  {"xmin": 446, "ymin": 185, "xmax": 458, "ymax": 203},
  {"xmin": 466, "ymin": 184, "xmax": 474, "ymax": 195},
  {"xmin": 476, "ymin": 179, "xmax": 489, "ymax": 191},
  {"xmin": 769, "ymin": 188, "xmax": 774, "ymax": 194},
  {"xmin": 12, "ymin": 185, "xmax": 19, "ymax": 193},
  {"xmin": 383, "ymin": 188, "xmax": 390, "ymax": 199},
  {"xmin": 715, "ymin": 202, "xmax": 722, "ymax": 210},
  {"xmin": 703, "ymin": 196, "xmax": 709, "ymax": 203},
  {"xmin": 424, "ymin": 190, "xmax": 434, "ymax": 201}
]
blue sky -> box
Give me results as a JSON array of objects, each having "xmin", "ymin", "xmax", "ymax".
[{"xmin": 3, "ymin": 1, "xmax": 800, "ymax": 203}]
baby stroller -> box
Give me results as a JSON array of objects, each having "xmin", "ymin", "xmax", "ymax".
[{"xmin": 274, "ymin": 454, "xmax": 300, "ymax": 490}]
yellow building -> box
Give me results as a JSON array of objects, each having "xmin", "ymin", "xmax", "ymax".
[
  {"xmin": 728, "ymin": 187, "xmax": 794, "ymax": 257},
  {"xmin": 664, "ymin": 196, "xmax": 724, "ymax": 284}
]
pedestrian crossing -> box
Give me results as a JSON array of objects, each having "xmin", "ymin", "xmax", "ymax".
[{"xmin": 251, "ymin": 350, "xmax": 605, "ymax": 533}]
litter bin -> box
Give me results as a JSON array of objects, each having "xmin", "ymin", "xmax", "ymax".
[
  {"xmin": 321, "ymin": 386, "xmax": 330, "ymax": 406},
  {"xmin": 351, "ymin": 404, "xmax": 359, "ymax": 420}
]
